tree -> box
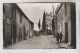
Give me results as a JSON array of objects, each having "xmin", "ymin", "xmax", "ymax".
[{"xmin": 38, "ymin": 18, "xmax": 40, "ymax": 29}]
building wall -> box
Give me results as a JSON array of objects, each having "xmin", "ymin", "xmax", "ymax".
[
  {"xmin": 66, "ymin": 3, "xmax": 71, "ymax": 44},
  {"xmin": 56, "ymin": 3, "xmax": 76, "ymax": 47},
  {"xmin": 3, "ymin": 3, "xmax": 34, "ymax": 47},
  {"xmin": 16, "ymin": 8, "xmax": 20, "ymax": 42},
  {"xmin": 15, "ymin": 4, "xmax": 34, "ymax": 42},
  {"xmin": 3, "ymin": 4, "xmax": 13, "ymax": 46},
  {"xmin": 30, "ymin": 23, "xmax": 34, "ymax": 37},
  {"xmin": 70, "ymin": 3, "xmax": 76, "ymax": 47},
  {"xmin": 56, "ymin": 3, "xmax": 70, "ymax": 42}
]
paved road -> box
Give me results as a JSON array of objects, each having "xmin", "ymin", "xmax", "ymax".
[{"xmin": 5, "ymin": 35, "xmax": 72, "ymax": 49}]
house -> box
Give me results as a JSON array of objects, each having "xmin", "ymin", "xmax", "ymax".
[
  {"xmin": 55, "ymin": 3, "xmax": 76, "ymax": 48},
  {"xmin": 3, "ymin": 3, "xmax": 34, "ymax": 47}
]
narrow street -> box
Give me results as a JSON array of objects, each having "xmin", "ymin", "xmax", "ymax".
[
  {"xmin": 4, "ymin": 35, "xmax": 72, "ymax": 49},
  {"xmin": 3, "ymin": 3, "xmax": 76, "ymax": 49}
]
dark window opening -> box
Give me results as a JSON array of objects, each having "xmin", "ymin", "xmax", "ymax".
[
  {"xmin": 19, "ymin": 28, "xmax": 22, "ymax": 41},
  {"xmin": 65, "ymin": 3, "xmax": 67, "ymax": 16},
  {"xmin": 20, "ymin": 13, "xmax": 22, "ymax": 23}
]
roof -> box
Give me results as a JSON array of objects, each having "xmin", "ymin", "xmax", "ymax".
[{"xmin": 55, "ymin": 3, "xmax": 63, "ymax": 14}]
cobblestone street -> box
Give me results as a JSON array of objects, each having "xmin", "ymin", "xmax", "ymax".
[{"xmin": 4, "ymin": 35, "xmax": 73, "ymax": 49}]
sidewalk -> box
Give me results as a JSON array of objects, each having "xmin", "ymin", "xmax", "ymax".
[{"xmin": 52, "ymin": 37, "xmax": 74, "ymax": 49}]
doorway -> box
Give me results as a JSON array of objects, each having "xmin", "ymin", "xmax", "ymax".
[
  {"xmin": 11, "ymin": 25, "xmax": 16, "ymax": 44},
  {"xmin": 23, "ymin": 27, "xmax": 26, "ymax": 40},
  {"xmin": 65, "ymin": 22, "xmax": 68, "ymax": 43}
]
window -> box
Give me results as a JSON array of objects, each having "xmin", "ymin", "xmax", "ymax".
[
  {"xmin": 65, "ymin": 3, "xmax": 67, "ymax": 16},
  {"xmin": 20, "ymin": 13, "xmax": 22, "ymax": 23},
  {"xmin": 12, "ymin": 8, "xmax": 16, "ymax": 19}
]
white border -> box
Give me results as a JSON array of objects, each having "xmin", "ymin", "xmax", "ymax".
[{"xmin": 0, "ymin": 0, "xmax": 80, "ymax": 53}]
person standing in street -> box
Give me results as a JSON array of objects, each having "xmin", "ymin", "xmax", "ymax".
[{"xmin": 60, "ymin": 32, "xmax": 63, "ymax": 42}]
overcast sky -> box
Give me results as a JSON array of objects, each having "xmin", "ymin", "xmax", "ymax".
[{"xmin": 17, "ymin": 3, "xmax": 60, "ymax": 31}]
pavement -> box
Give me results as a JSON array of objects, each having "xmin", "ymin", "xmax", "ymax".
[{"xmin": 4, "ymin": 35, "xmax": 73, "ymax": 49}]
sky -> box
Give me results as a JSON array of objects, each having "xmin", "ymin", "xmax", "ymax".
[{"xmin": 17, "ymin": 3, "xmax": 60, "ymax": 31}]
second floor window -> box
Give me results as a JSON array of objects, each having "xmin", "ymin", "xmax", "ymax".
[
  {"xmin": 65, "ymin": 3, "xmax": 67, "ymax": 16},
  {"xmin": 20, "ymin": 13, "xmax": 22, "ymax": 23}
]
